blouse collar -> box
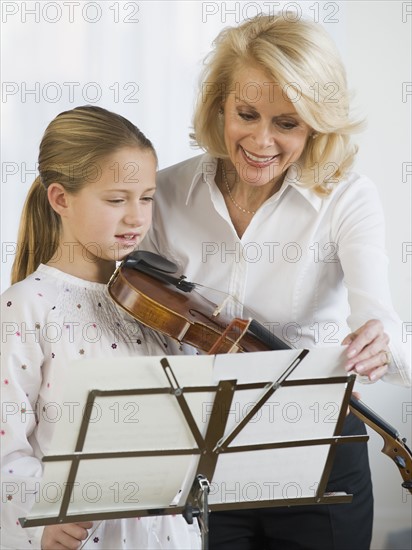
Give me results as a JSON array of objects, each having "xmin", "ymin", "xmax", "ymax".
[
  {"xmin": 36, "ymin": 264, "xmax": 109, "ymax": 291},
  {"xmin": 185, "ymin": 153, "xmax": 324, "ymax": 212}
]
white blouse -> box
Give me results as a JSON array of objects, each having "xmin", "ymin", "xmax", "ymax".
[
  {"xmin": 143, "ymin": 153, "xmax": 410, "ymax": 386},
  {"xmin": 0, "ymin": 265, "xmax": 201, "ymax": 550}
]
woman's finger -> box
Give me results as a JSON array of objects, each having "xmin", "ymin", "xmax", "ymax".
[
  {"xmin": 345, "ymin": 320, "xmax": 386, "ymax": 358},
  {"xmin": 362, "ymin": 364, "xmax": 389, "ymax": 382},
  {"xmin": 345, "ymin": 336, "xmax": 390, "ymax": 371}
]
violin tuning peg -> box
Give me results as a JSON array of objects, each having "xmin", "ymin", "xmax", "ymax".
[{"xmin": 394, "ymin": 455, "xmax": 406, "ymax": 469}]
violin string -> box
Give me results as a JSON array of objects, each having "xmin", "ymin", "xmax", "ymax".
[
  {"xmin": 191, "ymin": 284, "xmax": 269, "ymax": 328},
  {"xmin": 191, "ymin": 284, "xmax": 297, "ymax": 348}
]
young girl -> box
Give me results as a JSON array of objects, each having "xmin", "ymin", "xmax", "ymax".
[{"xmin": 1, "ymin": 106, "xmax": 200, "ymax": 549}]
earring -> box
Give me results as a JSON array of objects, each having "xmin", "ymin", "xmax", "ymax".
[
  {"xmin": 218, "ymin": 108, "xmax": 224, "ymax": 117},
  {"xmin": 311, "ymin": 132, "xmax": 319, "ymax": 139}
]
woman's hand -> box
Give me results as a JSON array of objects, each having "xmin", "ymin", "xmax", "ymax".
[
  {"xmin": 342, "ymin": 319, "xmax": 391, "ymax": 382},
  {"xmin": 41, "ymin": 522, "xmax": 93, "ymax": 550}
]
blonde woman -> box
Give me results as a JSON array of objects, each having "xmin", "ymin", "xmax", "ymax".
[
  {"xmin": 1, "ymin": 106, "xmax": 200, "ymax": 550},
  {"xmin": 143, "ymin": 14, "xmax": 411, "ymax": 550}
]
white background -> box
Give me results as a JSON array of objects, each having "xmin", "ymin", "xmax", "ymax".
[{"xmin": 1, "ymin": 1, "xmax": 411, "ymax": 548}]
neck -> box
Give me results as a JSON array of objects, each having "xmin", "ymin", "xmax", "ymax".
[
  {"xmin": 47, "ymin": 243, "xmax": 116, "ymax": 283},
  {"xmin": 220, "ymin": 160, "xmax": 284, "ymax": 213}
]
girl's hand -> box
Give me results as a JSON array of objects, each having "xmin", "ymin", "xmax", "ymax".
[
  {"xmin": 342, "ymin": 319, "xmax": 390, "ymax": 382},
  {"xmin": 41, "ymin": 522, "xmax": 93, "ymax": 550}
]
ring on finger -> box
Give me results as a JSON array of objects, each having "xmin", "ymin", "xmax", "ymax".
[{"xmin": 380, "ymin": 350, "xmax": 391, "ymax": 366}]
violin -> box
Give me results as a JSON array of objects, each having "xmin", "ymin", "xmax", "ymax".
[
  {"xmin": 108, "ymin": 250, "xmax": 287, "ymax": 354},
  {"xmin": 108, "ymin": 250, "xmax": 412, "ymax": 494}
]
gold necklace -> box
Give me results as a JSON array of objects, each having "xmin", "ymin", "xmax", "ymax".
[{"xmin": 221, "ymin": 162, "xmax": 256, "ymax": 215}]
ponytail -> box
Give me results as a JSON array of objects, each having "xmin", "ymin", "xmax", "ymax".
[{"xmin": 11, "ymin": 176, "xmax": 60, "ymax": 284}]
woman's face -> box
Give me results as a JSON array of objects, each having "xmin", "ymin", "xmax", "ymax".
[{"xmin": 223, "ymin": 65, "xmax": 312, "ymax": 187}]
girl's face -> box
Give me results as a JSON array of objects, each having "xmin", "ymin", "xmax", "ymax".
[
  {"xmin": 223, "ymin": 65, "xmax": 312, "ymax": 188},
  {"xmin": 57, "ymin": 146, "xmax": 156, "ymax": 280}
]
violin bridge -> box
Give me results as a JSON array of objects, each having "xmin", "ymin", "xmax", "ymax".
[
  {"xmin": 227, "ymin": 318, "xmax": 252, "ymax": 353},
  {"xmin": 212, "ymin": 295, "xmax": 232, "ymax": 317},
  {"xmin": 208, "ymin": 318, "xmax": 252, "ymax": 355}
]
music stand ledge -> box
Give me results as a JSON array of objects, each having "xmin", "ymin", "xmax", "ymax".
[{"xmin": 20, "ymin": 350, "xmax": 367, "ymax": 549}]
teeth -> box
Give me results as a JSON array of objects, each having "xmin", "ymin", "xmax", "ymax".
[{"xmin": 243, "ymin": 148, "xmax": 276, "ymax": 163}]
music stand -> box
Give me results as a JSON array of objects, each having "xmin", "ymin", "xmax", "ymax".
[{"xmin": 20, "ymin": 348, "xmax": 367, "ymax": 549}]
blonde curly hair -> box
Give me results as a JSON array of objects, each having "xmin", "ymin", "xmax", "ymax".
[{"xmin": 192, "ymin": 14, "xmax": 364, "ymax": 195}]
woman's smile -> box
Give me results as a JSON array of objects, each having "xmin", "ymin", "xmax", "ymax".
[{"xmin": 240, "ymin": 145, "xmax": 280, "ymax": 167}]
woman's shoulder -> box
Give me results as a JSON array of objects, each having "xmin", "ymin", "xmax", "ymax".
[
  {"xmin": 331, "ymin": 171, "xmax": 379, "ymax": 198},
  {"xmin": 319, "ymin": 171, "xmax": 383, "ymax": 213},
  {"xmin": 157, "ymin": 153, "xmax": 212, "ymax": 184},
  {"xmin": 326, "ymin": 172, "xmax": 386, "ymax": 238},
  {"xmin": 287, "ymin": 170, "xmax": 381, "ymax": 214},
  {"xmin": 340, "ymin": 171, "xmax": 384, "ymax": 208}
]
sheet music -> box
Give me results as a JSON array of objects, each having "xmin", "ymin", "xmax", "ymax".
[
  {"xmin": 209, "ymin": 347, "xmax": 348, "ymax": 503},
  {"xmin": 22, "ymin": 347, "xmax": 354, "ymax": 524}
]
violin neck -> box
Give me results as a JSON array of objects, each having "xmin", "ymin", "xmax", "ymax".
[{"xmin": 349, "ymin": 397, "xmax": 400, "ymax": 440}]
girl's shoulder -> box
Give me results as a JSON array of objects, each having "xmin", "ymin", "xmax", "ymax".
[{"xmin": 1, "ymin": 266, "xmax": 60, "ymax": 319}]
